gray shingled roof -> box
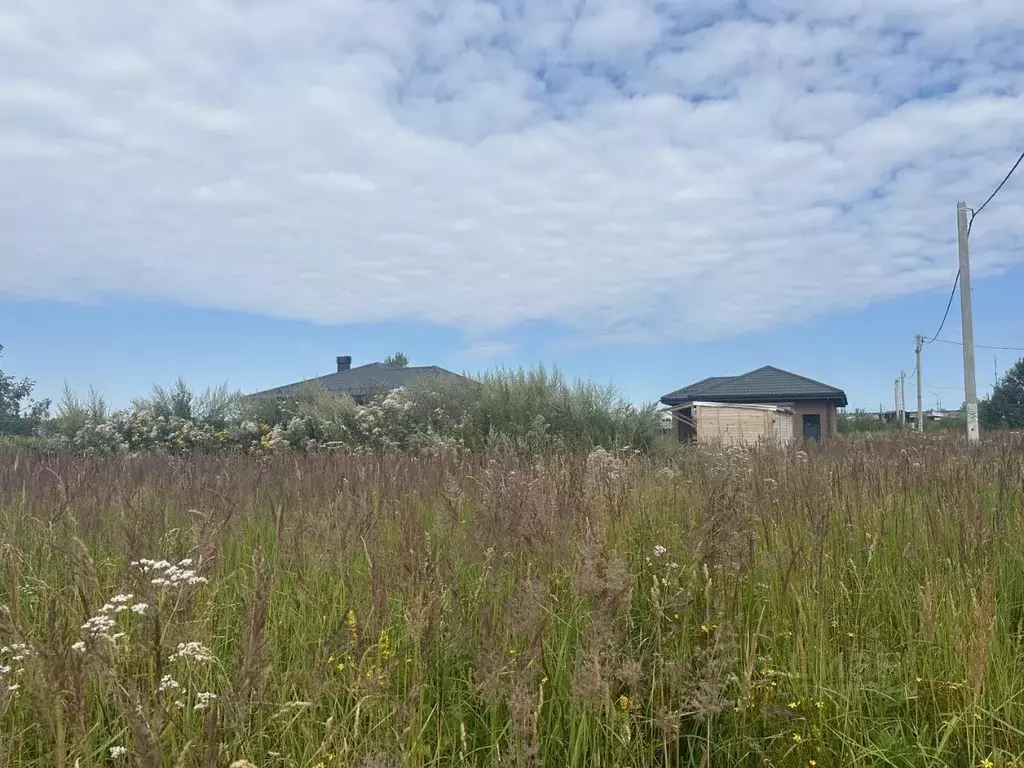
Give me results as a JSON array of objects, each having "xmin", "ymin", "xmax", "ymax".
[
  {"xmin": 250, "ymin": 362, "xmax": 466, "ymax": 400},
  {"xmin": 661, "ymin": 366, "xmax": 847, "ymax": 407}
]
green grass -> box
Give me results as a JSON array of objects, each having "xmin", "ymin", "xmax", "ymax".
[{"xmin": 2, "ymin": 434, "xmax": 1024, "ymax": 767}]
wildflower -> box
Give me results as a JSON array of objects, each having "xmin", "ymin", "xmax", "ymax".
[
  {"xmin": 809, "ymin": 762, "xmax": 816, "ymax": 767},
  {"xmin": 136, "ymin": 558, "xmax": 207, "ymax": 588},
  {"xmin": 981, "ymin": 759, "xmax": 993, "ymax": 768},
  {"xmin": 346, "ymin": 609, "xmax": 358, "ymax": 643},
  {"xmin": 169, "ymin": 641, "xmax": 214, "ymax": 663},
  {"xmin": 194, "ymin": 691, "xmax": 218, "ymax": 711},
  {"xmin": 652, "ymin": 545, "xmax": 667, "ymax": 558},
  {"xmin": 110, "ymin": 594, "xmax": 134, "ymax": 604},
  {"xmin": 618, "ymin": 695, "xmax": 632, "ymax": 711},
  {"xmin": 792, "ymin": 733, "xmax": 802, "ymax": 743},
  {"xmin": 158, "ymin": 675, "xmax": 181, "ymax": 692},
  {"xmin": 109, "ymin": 746, "xmax": 127, "ymax": 758},
  {"xmin": 788, "ymin": 701, "xmax": 799, "ymax": 709},
  {"xmin": 378, "ymin": 629, "xmax": 392, "ymax": 661},
  {"xmin": 131, "ymin": 603, "xmax": 149, "ymax": 615},
  {"xmin": 7, "ymin": 684, "xmax": 20, "ymax": 692},
  {"xmin": 71, "ymin": 641, "xmax": 86, "ymax": 653},
  {"xmin": 814, "ymin": 700, "xmax": 824, "ymax": 710}
]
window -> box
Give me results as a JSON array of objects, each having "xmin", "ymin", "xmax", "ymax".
[{"xmin": 802, "ymin": 414, "xmax": 821, "ymax": 441}]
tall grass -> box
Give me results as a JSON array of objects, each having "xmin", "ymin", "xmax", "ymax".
[{"xmin": 1, "ymin": 433, "xmax": 1024, "ymax": 766}]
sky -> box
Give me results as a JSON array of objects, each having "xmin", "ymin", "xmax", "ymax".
[{"xmin": 1, "ymin": 0, "xmax": 1023, "ymax": 412}]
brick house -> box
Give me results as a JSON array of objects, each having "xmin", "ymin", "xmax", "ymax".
[{"xmin": 660, "ymin": 366, "xmax": 848, "ymax": 441}]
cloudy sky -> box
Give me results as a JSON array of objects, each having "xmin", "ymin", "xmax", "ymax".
[{"xmin": 1, "ymin": 0, "xmax": 1022, "ymax": 408}]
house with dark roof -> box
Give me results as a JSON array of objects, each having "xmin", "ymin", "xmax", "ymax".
[
  {"xmin": 249, "ymin": 355, "xmax": 467, "ymax": 404},
  {"xmin": 661, "ymin": 366, "xmax": 848, "ymax": 441}
]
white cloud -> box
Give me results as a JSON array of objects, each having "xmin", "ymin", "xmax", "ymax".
[{"xmin": 0, "ymin": 0, "xmax": 1022, "ymax": 344}]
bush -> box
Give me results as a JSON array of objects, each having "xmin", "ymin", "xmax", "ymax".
[{"xmin": 38, "ymin": 366, "xmax": 660, "ymax": 458}]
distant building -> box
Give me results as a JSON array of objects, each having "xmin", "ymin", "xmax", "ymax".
[
  {"xmin": 661, "ymin": 366, "xmax": 848, "ymax": 442},
  {"xmin": 249, "ymin": 355, "xmax": 467, "ymax": 404},
  {"xmin": 862, "ymin": 409, "xmax": 957, "ymax": 425}
]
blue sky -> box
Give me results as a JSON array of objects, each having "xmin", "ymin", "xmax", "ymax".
[{"xmin": 1, "ymin": 0, "xmax": 1022, "ymax": 412}]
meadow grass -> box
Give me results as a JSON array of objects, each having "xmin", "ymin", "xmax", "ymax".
[{"xmin": 1, "ymin": 434, "xmax": 1024, "ymax": 767}]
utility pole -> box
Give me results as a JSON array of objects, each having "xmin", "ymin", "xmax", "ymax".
[
  {"xmin": 915, "ymin": 335, "xmax": 924, "ymax": 433},
  {"xmin": 894, "ymin": 378, "xmax": 900, "ymax": 427},
  {"xmin": 900, "ymin": 371, "xmax": 907, "ymax": 428},
  {"xmin": 957, "ymin": 201, "xmax": 980, "ymax": 443}
]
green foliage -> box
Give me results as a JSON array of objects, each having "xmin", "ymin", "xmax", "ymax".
[
  {"xmin": 0, "ymin": 343, "xmax": 50, "ymax": 435},
  {"xmin": 46, "ymin": 383, "xmax": 108, "ymax": 439},
  {"xmin": 838, "ymin": 410, "xmax": 893, "ymax": 434},
  {"xmin": 980, "ymin": 357, "xmax": 1024, "ymax": 429},
  {"xmin": 383, "ymin": 351, "xmax": 410, "ymax": 367},
  {"xmin": 132, "ymin": 378, "xmax": 236, "ymax": 428},
  {"xmin": 405, "ymin": 365, "xmax": 660, "ymax": 454}
]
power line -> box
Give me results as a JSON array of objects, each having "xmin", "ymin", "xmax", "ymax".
[
  {"xmin": 928, "ymin": 337, "xmax": 1024, "ymax": 352},
  {"xmin": 968, "ymin": 150, "xmax": 1024, "ymax": 236},
  {"xmin": 922, "ymin": 149, "xmax": 1023, "ymax": 344},
  {"xmin": 923, "ymin": 271, "xmax": 959, "ymax": 343}
]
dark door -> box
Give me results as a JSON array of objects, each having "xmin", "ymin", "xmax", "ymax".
[{"xmin": 802, "ymin": 414, "xmax": 821, "ymax": 441}]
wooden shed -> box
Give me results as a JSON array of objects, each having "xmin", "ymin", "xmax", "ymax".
[
  {"xmin": 661, "ymin": 366, "xmax": 847, "ymax": 441},
  {"xmin": 672, "ymin": 401, "xmax": 794, "ymax": 447}
]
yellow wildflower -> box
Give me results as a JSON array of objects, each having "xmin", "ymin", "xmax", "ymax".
[
  {"xmin": 347, "ymin": 609, "xmax": 358, "ymax": 646},
  {"xmin": 378, "ymin": 629, "xmax": 392, "ymax": 661},
  {"xmin": 792, "ymin": 733, "xmax": 802, "ymax": 743},
  {"xmin": 981, "ymin": 759, "xmax": 993, "ymax": 768},
  {"xmin": 618, "ymin": 695, "xmax": 631, "ymax": 712}
]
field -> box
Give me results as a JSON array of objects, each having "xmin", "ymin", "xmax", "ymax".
[{"xmin": 2, "ymin": 435, "xmax": 1024, "ymax": 767}]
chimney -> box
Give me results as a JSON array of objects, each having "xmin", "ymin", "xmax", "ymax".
[{"xmin": 336, "ymin": 355, "xmax": 352, "ymax": 372}]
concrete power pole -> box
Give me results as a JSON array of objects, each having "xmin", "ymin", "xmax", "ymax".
[
  {"xmin": 915, "ymin": 334, "xmax": 924, "ymax": 433},
  {"xmin": 894, "ymin": 378, "xmax": 900, "ymax": 426},
  {"xmin": 957, "ymin": 201, "xmax": 980, "ymax": 443},
  {"xmin": 900, "ymin": 371, "xmax": 907, "ymax": 428}
]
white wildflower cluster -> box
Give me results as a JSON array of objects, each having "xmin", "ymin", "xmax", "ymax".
[
  {"xmin": 77, "ymin": 592, "xmax": 150, "ymax": 649},
  {"xmin": 652, "ymin": 545, "xmax": 668, "ymax": 558},
  {"xmin": 168, "ymin": 641, "xmax": 215, "ymax": 663},
  {"xmin": 157, "ymin": 662, "xmax": 218, "ymax": 712},
  {"xmin": 355, "ymin": 387, "xmax": 418, "ymax": 451},
  {"xmin": 585, "ymin": 446, "xmax": 624, "ymax": 489},
  {"xmin": 109, "ymin": 745, "xmax": 128, "ymax": 759},
  {"xmin": 132, "ymin": 558, "xmax": 208, "ymax": 588},
  {"xmin": 158, "ymin": 674, "xmax": 182, "ymax": 692},
  {"xmin": 194, "ymin": 691, "xmax": 218, "ymax": 711},
  {"xmin": 0, "ymin": 643, "xmax": 33, "ymax": 692}
]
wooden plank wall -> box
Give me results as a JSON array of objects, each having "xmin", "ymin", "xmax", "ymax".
[{"xmin": 695, "ymin": 405, "xmax": 793, "ymax": 447}]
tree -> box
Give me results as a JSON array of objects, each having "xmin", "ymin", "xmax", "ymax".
[
  {"xmin": 980, "ymin": 357, "xmax": 1024, "ymax": 429},
  {"xmin": 384, "ymin": 352, "xmax": 409, "ymax": 368},
  {"xmin": 0, "ymin": 344, "xmax": 51, "ymax": 435}
]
